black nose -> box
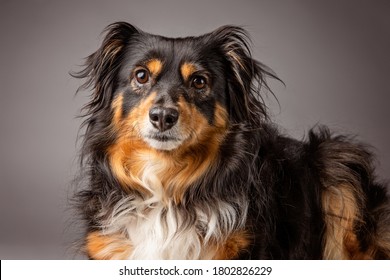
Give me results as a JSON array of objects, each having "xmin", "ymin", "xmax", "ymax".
[{"xmin": 149, "ymin": 107, "xmax": 179, "ymax": 132}]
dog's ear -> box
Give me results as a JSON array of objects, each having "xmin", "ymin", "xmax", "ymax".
[
  {"xmin": 208, "ymin": 26, "xmax": 280, "ymax": 125},
  {"xmin": 72, "ymin": 22, "xmax": 139, "ymax": 115}
]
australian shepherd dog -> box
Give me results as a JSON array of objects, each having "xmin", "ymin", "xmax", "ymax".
[{"xmin": 73, "ymin": 22, "xmax": 390, "ymax": 259}]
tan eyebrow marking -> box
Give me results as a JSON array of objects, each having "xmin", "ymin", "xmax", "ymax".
[
  {"xmin": 180, "ymin": 62, "xmax": 197, "ymax": 81},
  {"xmin": 146, "ymin": 59, "xmax": 163, "ymax": 77}
]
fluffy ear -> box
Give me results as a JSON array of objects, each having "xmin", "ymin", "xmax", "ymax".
[
  {"xmin": 207, "ymin": 26, "xmax": 280, "ymax": 126},
  {"xmin": 72, "ymin": 22, "xmax": 139, "ymax": 116}
]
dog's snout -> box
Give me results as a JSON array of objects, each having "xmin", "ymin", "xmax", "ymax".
[{"xmin": 149, "ymin": 107, "xmax": 179, "ymax": 132}]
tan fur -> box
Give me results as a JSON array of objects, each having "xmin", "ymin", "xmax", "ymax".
[
  {"xmin": 86, "ymin": 231, "xmax": 133, "ymax": 260},
  {"xmin": 112, "ymin": 93, "xmax": 124, "ymax": 126},
  {"xmin": 180, "ymin": 62, "xmax": 197, "ymax": 81},
  {"xmin": 212, "ymin": 231, "xmax": 250, "ymax": 259},
  {"xmin": 322, "ymin": 183, "xmax": 374, "ymax": 259},
  {"xmin": 108, "ymin": 93, "xmax": 157, "ymax": 194},
  {"xmin": 146, "ymin": 59, "xmax": 163, "ymax": 77}
]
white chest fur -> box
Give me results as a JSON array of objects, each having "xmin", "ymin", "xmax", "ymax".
[
  {"xmin": 101, "ymin": 156, "xmax": 245, "ymax": 259},
  {"xmin": 101, "ymin": 193, "xmax": 223, "ymax": 259},
  {"xmin": 128, "ymin": 201, "xmax": 205, "ymax": 259}
]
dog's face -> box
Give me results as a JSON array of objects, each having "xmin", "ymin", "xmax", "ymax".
[
  {"xmin": 113, "ymin": 31, "xmax": 230, "ymax": 151},
  {"xmin": 78, "ymin": 22, "xmax": 273, "ymax": 155}
]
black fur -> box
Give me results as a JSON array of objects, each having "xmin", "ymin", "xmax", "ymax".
[{"xmin": 73, "ymin": 22, "xmax": 390, "ymax": 259}]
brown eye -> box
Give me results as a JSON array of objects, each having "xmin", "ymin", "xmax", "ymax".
[
  {"xmin": 192, "ymin": 76, "xmax": 207, "ymax": 89},
  {"xmin": 135, "ymin": 68, "xmax": 149, "ymax": 84}
]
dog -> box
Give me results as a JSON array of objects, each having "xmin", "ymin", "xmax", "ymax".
[{"xmin": 73, "ymin": 22, "xmax": 390, "ymax": 259}]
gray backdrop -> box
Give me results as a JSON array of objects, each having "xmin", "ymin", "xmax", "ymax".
[{"xmin": 0, "ymin": 0, "xmax": 389, "ymax": 259}]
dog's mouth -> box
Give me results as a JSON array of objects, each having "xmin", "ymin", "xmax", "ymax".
[
  {"xmin": 148, "ymin": 134, "xmax": 178, "ymax": 142},
  {"xmin": 143, "ymin": 132, "xmax": 184, "ymax": 151}
]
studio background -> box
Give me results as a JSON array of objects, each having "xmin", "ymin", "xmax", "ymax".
[{"xmin": 0, "ymin": 0, "xmax": 389, "ymax": 259}]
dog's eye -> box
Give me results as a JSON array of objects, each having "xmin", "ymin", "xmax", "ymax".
[
  {"xmin": 192, "ymin": 76, "xmax": 207, "ymax": 89},
  {"xmin": 135, "ymin": 68, "xmax": 149, "ymax": 84}
]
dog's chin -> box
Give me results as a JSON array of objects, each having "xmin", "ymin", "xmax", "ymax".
[{"xmin": 143, "ymin": 135, "xmax": 184, "ymax": 151}]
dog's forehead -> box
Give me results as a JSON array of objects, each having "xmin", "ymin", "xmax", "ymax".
[{"xmin": 129, "ymin": 34, "xmax": 209, "ymax": 67}]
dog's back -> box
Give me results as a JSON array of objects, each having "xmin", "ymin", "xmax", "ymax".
[{"xmin": 239, "ymin": 126, "xmax": 390, "ymax": 259}]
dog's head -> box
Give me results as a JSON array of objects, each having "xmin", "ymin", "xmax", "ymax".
[{"xmin": 76, "ymin": 22, "xmax": 276, "ymax": 152}]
